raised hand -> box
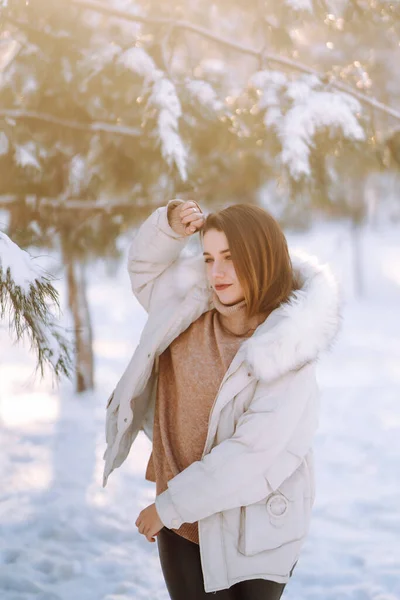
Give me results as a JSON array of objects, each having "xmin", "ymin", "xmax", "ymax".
[{"xmin": 167, "ymin": 200, "xmax": 205, "ymax": 237}]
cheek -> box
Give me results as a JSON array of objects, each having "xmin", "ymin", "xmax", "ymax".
[
  {"xmin": 206, "ymin": 266, "xmax": 215, "ymax": 286},
  {"xmin": 228, "ymin": 264, "xmax": 240, "ymax": 285}
]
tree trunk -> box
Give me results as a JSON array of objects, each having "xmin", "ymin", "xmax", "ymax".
[{"xmin": 65, "ymin": 258, "xmax": 94, "ymax": 392}]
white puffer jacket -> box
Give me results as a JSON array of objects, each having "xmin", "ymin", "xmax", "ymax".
[{"xmin": 103, "ymin": 201, "xmax": 341, "ymax": 593}]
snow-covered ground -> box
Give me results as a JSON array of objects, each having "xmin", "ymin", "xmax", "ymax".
[{"xmin": 0, "ymin": 220, "xmax": 399, "ymax": 600}]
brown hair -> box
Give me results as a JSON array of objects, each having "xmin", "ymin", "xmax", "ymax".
[{"xmin": 200, "ymin": 204, "xmax": 296, "ymax": 319}]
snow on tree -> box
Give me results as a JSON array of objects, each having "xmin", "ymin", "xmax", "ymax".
[
  {"xmin": 0, "ymin": 232, "xmax": 72, "ymax": 379},
  {"xmin": 249, "ymin": 70, "xmax": 365, "ymax": 180},
  {"xmin": 1, "ymin": 0, "xmax": 399, "ymax": 206},
  {"xmin": 118, "ymin": 46, "xmax": 188, "ymax": 180}
]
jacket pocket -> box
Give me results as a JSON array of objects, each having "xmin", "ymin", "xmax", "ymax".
[{"xmin": 238, "ymin": 468, "xmax": 311, "ymax": 556}]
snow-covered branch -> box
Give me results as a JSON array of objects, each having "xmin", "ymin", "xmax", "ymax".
[
  {"xmin": 250, "ymin": 71, "xmax": 366, "ymax": 180},
  {"xmin": 118, "ymin": 46, "xmax": 187, "ymax": 180},
  {"xmin": 0, "ymin": 109, "xmax": 142, "ymax": 137},
  {"xmin": 71, "ymin": 0, "xmax": 400, "ymax": 123},
  {"xmin": 0, "ymin": 195, "xmax": 135, "ymax": 210},
  {"xmin": 0, "ymin": 232, "xmax": 72, "ymax": 379}
]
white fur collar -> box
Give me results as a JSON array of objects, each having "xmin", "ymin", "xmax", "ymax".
[
  {"xmin": 172, "ymin": 247, "xmax": 342, "ymax": 382},
  {"xmin": 243, "ymin": 250, "xmax": 341, "ymax": 382}
]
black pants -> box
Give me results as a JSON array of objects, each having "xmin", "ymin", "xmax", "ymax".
[{"xmin": 157, "ymin": 526, "xmax": 287, "ymax": 600}]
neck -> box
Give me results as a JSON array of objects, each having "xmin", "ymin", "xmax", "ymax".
[{"xmin": 211, "ymin": 291, "xmax": 267, "ymax": 336}]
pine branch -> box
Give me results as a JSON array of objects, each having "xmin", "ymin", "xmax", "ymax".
[
  {"xmin": 0, "ymin": 109, "xmax": 142, "ymax": 137},
  {"xmin": 71, "ymin": 0, "xmax": 400, "ymax": 123},
  {"xmin": 0, "ymin": 195, "xmax": 136, "ymax": 210},
  {"xmin": 0, "ymin": 233, "xmax": 73, "ymax": 380}
]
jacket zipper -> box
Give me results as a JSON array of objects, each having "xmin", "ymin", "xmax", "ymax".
[
  {"xmin": 199, "ymin": 366, "xmax": 234, "ymax": 591},
  {"xmin": 200, "ymin": 360, "xmax": 243, "ymax": 460},
  {"xmin": 201, "ymin": 388, "xmax": 221, "ymax": 460}
]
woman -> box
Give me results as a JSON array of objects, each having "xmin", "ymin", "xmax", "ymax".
[{"xmin": 103, "ymin": 199, "xmax": 341, "ymax": 599}]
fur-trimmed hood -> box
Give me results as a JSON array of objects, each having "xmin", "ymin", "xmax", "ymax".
[
  {"xmin": 243, "ymin": 250, "xmax": 342, "ymax": 382},
  {"xmin": 171, "ymin": 247, "xmax": 342, "ymax": 383}
]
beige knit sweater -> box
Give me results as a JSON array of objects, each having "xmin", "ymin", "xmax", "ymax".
[{"xmin": 145, "ymin": 291, "xmax": 268, "ymax": 544}]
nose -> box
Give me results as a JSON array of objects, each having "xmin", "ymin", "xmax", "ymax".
[{"xmin": 211, "ymin": 262, "xmax": 226, "ymax": 280}]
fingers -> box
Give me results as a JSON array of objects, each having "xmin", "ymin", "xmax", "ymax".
[
  {"xmin": 180, "ymin": 200, "xmax": 199, "ymax": 212},
  {"xmin": 188, "ymin": 216, "xmax": 205, "ymax": 227},
  {"xmin": 180, "ymin": 202, "xmax": 201, "ymax": 219},
  {"xmin": 137, "ymin": 521, "xmax": 148, "ymax": 537},
  {"xmin": 185, "ymin": 219, "xmax": 204, "ymax": 235},
  {"xmin": 135, "ymin": 515, "xmax": 158, "ymax": 543},
  {"xmin": 138, "ymin": 525, "xmax": 157, "ymax": 543},
  {"xmin": 135, "ymin": 517, "xmax": 144, "ymax": 535},
  {"xmin": 146, "ymin": 527, "xmax": 161, "ymax": 542},
  {"xmin": 180, "ymin": 203, "xmax": 205, "ymax": 235},
  {"xmin": 181, "ymin": 212, "xmax": 204, "ymax": 226},
  {"xmin": 135, "ymin": 514, "xmax": 147, "ymax": 536},
  {"xmin": 168, "ymin": 201, "xmax": 203, "ymax": 236}
]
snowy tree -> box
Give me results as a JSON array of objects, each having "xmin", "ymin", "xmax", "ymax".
[
  {"xmin": 1, "ymin": 0, "xmax": 399, "ymax": 386},
  {"xmin": 2, "ymin": 0, "xmax": 399, "ymax": 206}
]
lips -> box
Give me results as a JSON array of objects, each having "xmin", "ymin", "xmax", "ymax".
[{"xmin": 215, "ymin": 284, "xmax": 232, "ymax": 291}]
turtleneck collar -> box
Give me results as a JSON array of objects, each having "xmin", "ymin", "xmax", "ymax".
[{"xmin": 211, "ymin": 291, "xmax": 268, "ymax": 337}]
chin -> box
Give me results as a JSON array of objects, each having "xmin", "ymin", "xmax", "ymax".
[{"xmin": 216, "ymin": 289, "xmax": 241, "ymax": 305}]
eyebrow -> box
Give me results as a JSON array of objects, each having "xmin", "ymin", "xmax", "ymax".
[{"xmin": 202, "ymin": 249, "xmax": 230, "ymax": 256}]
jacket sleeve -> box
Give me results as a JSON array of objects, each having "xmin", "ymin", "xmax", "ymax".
[
  {"xmin": 155, "ymin": 362, "xmax": 319, "ymax": 529},
  {"xmin": 127, "ymin": 199, "xmax": 198, "ymax": 313}
]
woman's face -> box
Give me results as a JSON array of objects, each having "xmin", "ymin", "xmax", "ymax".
[{"xmin": 202, "ymin": 229, "xmax": 245, "ymax": 305}]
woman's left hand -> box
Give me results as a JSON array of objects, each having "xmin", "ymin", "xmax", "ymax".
[{"xmin": 135, "ymin": 503, "xmax": 164, "ymax": 543}]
